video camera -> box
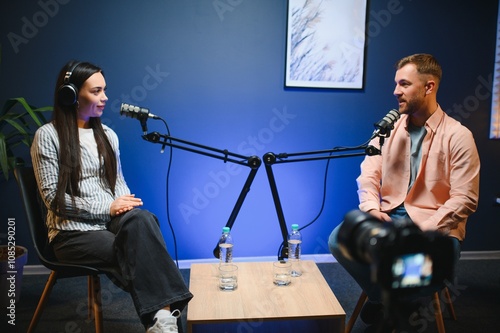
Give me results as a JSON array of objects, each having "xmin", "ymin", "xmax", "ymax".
[{"xmin": 337, "ymin": 210, "xmax": 455, "ymax": 298}]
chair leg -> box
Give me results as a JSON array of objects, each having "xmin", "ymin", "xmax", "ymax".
[
  {"xmin": 346, "ymin": 291, "xmax": 368, "ymax": 333},
  {"xmin": 89, "ymin": 275, "xmax": 103, "ymax": 333},
  {"xmin": 442, "ymin": 287, "xmax": 457, "ymax": 320},
  {"xmin": 433, "ymin": 292, "xmax": 446, "ymax": 333},
  {"xmin": 433, "ymin": 286, "xmax": 457, "ymax": 333},
  {"xmin": 347, "ymin": 288, "xmax": 455, "ymax": 333},
  {"xmin": 27, "ymin": 271, "xmax": 58, "ymax": 333},
  {"xmin": 88, "ymin": 276, "xmax": 93, "ymax": 320}
]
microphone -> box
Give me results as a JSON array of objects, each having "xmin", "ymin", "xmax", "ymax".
[
  {"xmin": 120, "ymin": 103, "xmax": 161, "ymax": 134},
  {"xmin": 372, "ymin": 109, "xmax": 400, "ymax": 138},
  {"xmin": 120, "ymin": 103, "xmax": 160, "ymax": 120}
]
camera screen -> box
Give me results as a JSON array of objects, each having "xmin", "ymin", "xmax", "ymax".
[{"xmin": 391, "ymin": 253, "xmax": 433, "ymax": 288}]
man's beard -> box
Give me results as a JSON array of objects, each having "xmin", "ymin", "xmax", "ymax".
[{"xmin": 399, "ymin": 98, "xmax": 419, "ymax": 115}]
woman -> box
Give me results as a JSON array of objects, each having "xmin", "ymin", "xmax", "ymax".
[{"xmin": 31, "ymin": 60, "xmax": 192, "ymax": 333}]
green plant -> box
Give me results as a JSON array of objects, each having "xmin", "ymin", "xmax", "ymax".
[{"xmin": 0, "ymin": 97, "xmax": 52, "ymax": 180}]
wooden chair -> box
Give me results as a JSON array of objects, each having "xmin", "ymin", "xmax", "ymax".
[
  {"xmin": 14, "ymin": 166, "xmax": 105, "ymax": 333},
  {"xmin": 345, "ymin": 288, "xmax": 456, "ymax": 333}
]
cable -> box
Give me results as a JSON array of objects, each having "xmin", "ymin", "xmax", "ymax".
[
  {"xmin": 159, "ymin": 118, "xmax": 180, "ymax": 268},
  {"xmin": 276, "ymin": 138, "xmax": 372, "ymax": 258},
  {"xmin": 276, "ymin": 150, "xmax": 332, "ymax": 259},
  {"xmin": 299, "ymin": 138, "xmax": 373, "ymax": 232}
]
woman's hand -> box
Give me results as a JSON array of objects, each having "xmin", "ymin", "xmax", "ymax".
[{"xmin": 110, "ymin": 194, "xmax": 143, "ymax": 217}]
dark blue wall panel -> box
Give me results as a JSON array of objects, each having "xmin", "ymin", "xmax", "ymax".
[{"xmin": 1, "ymin": 0, "xmax": 499, "ymax": 261}]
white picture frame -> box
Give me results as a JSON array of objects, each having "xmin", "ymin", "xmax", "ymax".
[
  {"xmin": 285, "ymin": 0, "xmax": 368, "ymax": 89},
  {"xmin": 490, "ymin": 3, "xmax": 500, "ymax": 139}
]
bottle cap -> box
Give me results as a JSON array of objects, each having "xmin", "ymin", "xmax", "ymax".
[
  {"xmin": 291, "ymin": 224, "xmax": 299, "ymax": 230},
  {"xmin": 222, "ymin": 227, "xmax": 230, "ymax": 233}
]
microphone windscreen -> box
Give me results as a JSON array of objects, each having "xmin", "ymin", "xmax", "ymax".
[{"xmin": 120, "ymin": 103, "xmax": 150, "ymax": 120}]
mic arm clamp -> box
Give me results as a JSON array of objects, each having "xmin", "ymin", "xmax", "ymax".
[{"xmin": 142, "ymin": 131, "xmax": 261, "ymax": 259}]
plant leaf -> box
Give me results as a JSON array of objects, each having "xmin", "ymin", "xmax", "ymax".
[
  {"xmin": 0, "ymin": 132, "xmax": 10, "ymax": 180},
  {"xmin": 1, "ymin": 98, "xmax": 20, "ymax": 116},
  {"xmin": 0, "ymin": 97, "xmax": 52, "ymax": 180},
  {"xmin": 12, "ymin": 97, "xmax": 46, "ymax": 127},
  {"xmin": 5, "ymin": 117, "xmax": 29, "ymax": 137}
]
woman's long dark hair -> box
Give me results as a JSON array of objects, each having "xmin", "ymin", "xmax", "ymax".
[{"xmin": 52, "ymin": 61, "xmax": 117, "ymax": 218}]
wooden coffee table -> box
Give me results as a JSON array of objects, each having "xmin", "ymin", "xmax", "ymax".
[{"xmin": 186, "ymin": 260, "xmax": 345, "ymax": 333}]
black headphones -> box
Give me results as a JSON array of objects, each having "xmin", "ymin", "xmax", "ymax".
[{"xmin": 57, "ymin": 61, "xmax": 81, "ymax": 106}]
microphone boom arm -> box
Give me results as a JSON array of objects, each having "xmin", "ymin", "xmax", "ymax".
[
  {"xmin": 264, "ymin": 143, "xmax": 379, "ymax": 260},
  {"xmin": 142, "ymin": 131, "xmax": 261, "ymax": 259},
  {"xmin": 143, "ymin": 132, "xmax": 260, "ymax": 167}
]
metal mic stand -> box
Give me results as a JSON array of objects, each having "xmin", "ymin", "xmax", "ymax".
[
  {"xmin": 263, "ymin": 138, "xmax": 383, "ymax": 260},
  {"xmin": 142, "ymin": 131, "xmax": 261, "ymax": 259}
]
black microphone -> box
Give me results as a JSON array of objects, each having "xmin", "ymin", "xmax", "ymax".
[
  {"xmin": 120, "ymin": 103, "xmax": 160, "ymax": 134},
  {"xmin": 120, "ymin": 103, "xmax": 160, "ymax": 120},
  {"xmin": 372, "ymin": 109, "xmax": 400, "ymax": 138}
]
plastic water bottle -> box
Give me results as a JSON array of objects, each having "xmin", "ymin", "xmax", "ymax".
[
  {"xmin": 218, "ymin": 226, "xmax": 233, "ymax": 265},
  {"xmin": 288, "ymin": 224, "xmax": 302, "ymax": 277}
]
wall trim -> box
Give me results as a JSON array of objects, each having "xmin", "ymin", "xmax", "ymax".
[
  {"xmin": 459, "ymin": 250, "xmax": 500, "ymax": 260},
  {"xmin": 23, "ymin": 251, "xmax": 500, "ymax": 275}
]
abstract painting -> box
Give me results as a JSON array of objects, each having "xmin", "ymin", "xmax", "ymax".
[{"xmin": 285, "ymin": 0, "xmax": 368, "ymax": 89}]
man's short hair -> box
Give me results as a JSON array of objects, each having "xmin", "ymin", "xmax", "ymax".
[{"xmin": 396, "ymin": 54, "xmax": 442, "ymax": 84}]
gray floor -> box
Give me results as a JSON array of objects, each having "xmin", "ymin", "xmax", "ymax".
[{"xmin": 2, "ymin": 259, "xmax": 499, "ymax": 333}]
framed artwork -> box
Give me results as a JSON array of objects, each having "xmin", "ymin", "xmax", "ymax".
[
  {"xmin": 285, "ymin": 0, "xmax": 368, "ymax": 89},
  {"xmin": 490, "ymin": 3, "xmax": 500, "ymax": 139}
]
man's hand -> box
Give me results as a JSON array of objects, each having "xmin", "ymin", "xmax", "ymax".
[
  {"xmin": 367, "ymin": 209, "xmax": 392, "ymax": 222},
  {"xmin": 110, "ymin": 194, "xmax": 143, "ymax": 217}
]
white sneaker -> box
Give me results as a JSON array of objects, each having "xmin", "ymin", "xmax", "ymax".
[{"xmin": 147, "ymin": 309, "xmax": 181, "ymax": 333}]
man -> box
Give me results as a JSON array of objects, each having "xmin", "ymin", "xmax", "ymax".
[{"xmin": 328, "ymin": 54, "xmax": 480, "ymax": 331}]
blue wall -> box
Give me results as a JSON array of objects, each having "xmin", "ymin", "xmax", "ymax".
[{"xmin": 1, "ymin": 0, "xmax": 499, "ymax": 262}]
